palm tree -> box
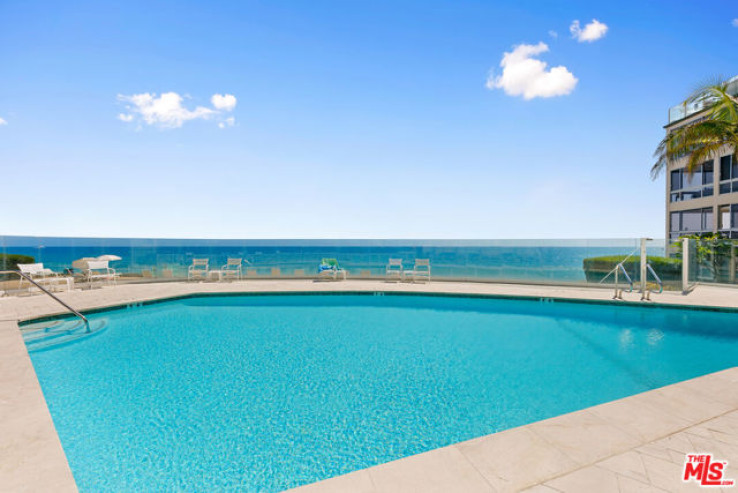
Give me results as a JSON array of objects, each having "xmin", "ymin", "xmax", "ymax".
[{"xmin": 652, "ymin": 77, "xmax": 738, "ymax": 178}]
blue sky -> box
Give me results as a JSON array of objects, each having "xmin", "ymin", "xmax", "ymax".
[{"xmin": 1, "ymin": 0, "xmax": 736, "ymax": 239}]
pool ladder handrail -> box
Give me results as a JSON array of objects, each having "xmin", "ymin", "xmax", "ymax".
[
  {"xmin": 598, "ymin": 248, "xmax": 637, "ymax": 300},
  {"xmin": 641, "ymin": 263, "xmax": 664, "ymax": 300},
  {"xmin": 0, "ymin": 270, "xmax": 89, "ymax": 329},
  {"xmin": 612, "ymin": 262, "xmax": 633, "ymax": 299}
]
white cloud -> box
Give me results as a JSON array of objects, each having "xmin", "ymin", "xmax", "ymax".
[
  {"xmin": 570, "ymin": 19, "xmax": 608, "ymax": 42},
  {"xmin": 218, "ymin": 116, "xmax": 236, "ymax": 129},
  {"xmin": 117, "ymin": 92, "xmax": 237, "ymax": 129},
  {"xmin": 732, "ymin": 18, "xmax": 738, "ymax": 27},
  {"xmin": 117, "ymin": 92, "xmax": 214, "ymax": 128},
  {"xmin": 548, "ymin": 30, "xmax": 558, "ymax": 39},
  {"xmin": 211, "ymin": 94, "xmax": 237, "ymax": 111},
  {"xmin": 486, "ymin": 42, "xmax": 578, "ymax": 100},
  {"xmin": 0, "ymin": 117, "xmax": 6, "ymax": 125}
]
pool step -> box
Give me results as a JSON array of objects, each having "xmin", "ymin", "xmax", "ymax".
[{"xmin": 22, "ymin": 319, "xmax": 108, "ymax": 352}]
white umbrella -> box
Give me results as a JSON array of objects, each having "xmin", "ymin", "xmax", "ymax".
[{"xmin": 97, "ymin": 254, "xmax": 122, "ymax": 262}]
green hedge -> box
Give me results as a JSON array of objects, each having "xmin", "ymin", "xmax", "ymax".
[
  {"xmin": 582, "ymin": 255, "xmax": 682, "ymax": 283},
  {"xmin": 0, "ymin": 253, "xmax": 35, "ymax": 271},
  {"xmin": 0, "ymin": 254, "xmax": 35, "ymax": 281}
]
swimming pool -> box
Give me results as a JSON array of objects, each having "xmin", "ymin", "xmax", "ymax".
[{"xmin": 25, "ymin": 293, "xmax": 738, "ymax": 491}]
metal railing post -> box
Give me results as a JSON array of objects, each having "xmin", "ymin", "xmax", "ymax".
[
  {"xmin": 639, "ymin": 237, "xmax": 648, "ymax": 294},
  {"xmin": 614, "ymin": 264, "xmax": 619, "ymax": 299},
  {"xmin": 682, "ymin": 237, "xmax": 690, "ymax": 294}
]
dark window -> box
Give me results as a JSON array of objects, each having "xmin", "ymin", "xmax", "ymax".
[
  {"xmin": 671, "ymin": 162, "xmax": 714, "ymax": 200},
  {"xmin": 681, "ymin": 190, "xmax": 701, "ymax": 200},
  {"xmin": 703, "ymin": 208, "xmax": 714, "ymax": 230},
  {"xmin": 718, "ymin": 155, "xmax": 738, "ymax": 195},
  {"xmin": 670, "ymin": 212, "xmax": 680, "ymax": 232},
  {"xmin": 733, "ymin": 204, "xmax": 738, "ymax": 232},
  {"xmin": 721, "ymin": 155, "xmax": 733, "ymax": 181},
  {"xmin": 702, "ymin": 161, "xmax": 713, "ymax": 185},
  {"xmin": 681, "ymin": 209, "xmax": 702, "ymax": 231},
  {"xmin": 670, "ymin": 170, "xmax": 682, "ymax": 191},
  {"xmin": 684, "ymin": 169, "xmax": 701, "ymax": 188}
]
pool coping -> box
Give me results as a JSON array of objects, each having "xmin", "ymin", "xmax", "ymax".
[
  {"xmin": 1, "ymin": 280, "xmax": 737, "ymax": 492},
  {"xmin": 12, "ymin": 285, "xmax": 738, "ymax": 327}
]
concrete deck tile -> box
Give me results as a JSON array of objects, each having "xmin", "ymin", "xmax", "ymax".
[
  {"xmin": 365, "ymin": 445, "xmax": 494, "ymax": 493},
  {"xmin": 597, "ymin": 450, "xmax": 651, "ymax": 484},
  {"xmin": 641, "ymin": 385, "xmax": 734, "ymax": 425},
  {"xmin": 640, "ymin": 433, "xmax": 707, "ymax": 465},
  {"xmin": 587, "ymin": 395, "xmax": 692, "ymax": 444},
  {"xmin": 674, "ymin": 370, "xmax": 738, "ymax": 408},
  {"xmin": 635, "ymin": 451, "xmax": 698, "ymax": 493},
  {"xmin": 518, "ymin": 485, "xmax": 561, "ymax": 492},
  {"xmin": 686, "ymin": 410, "xmax": 738, "ymax": 446},
  {"xmin": 543, "ymin": 465, "xmax": 621, "ymax": 493},
  {"xmin": 616, "ymin": 475, "xmax": 669, "ymax": 493},
  {"xmin": 528, "ymin": 409, "xmax": 642, "ymax": 465},
  {"xmin": 455, "ymin": 426, "xmax": 577, "ymax": 492},
  {"xmin": 0, "ymin": 322, "xmax": 76, "ymax": 492}
]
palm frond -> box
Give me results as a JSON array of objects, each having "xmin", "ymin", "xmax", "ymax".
[{"xmin": 652, "ymin": 77, "xmax": 738, "ymax": 180}]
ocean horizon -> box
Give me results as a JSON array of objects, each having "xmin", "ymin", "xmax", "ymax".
[{"xmin": 1, "ymin": 236, "xmax": 666, "ymax": 283}]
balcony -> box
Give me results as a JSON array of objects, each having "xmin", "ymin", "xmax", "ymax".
[{"xmin": 667, "ymin": 75, "xmax": 738, "ymax": 124}]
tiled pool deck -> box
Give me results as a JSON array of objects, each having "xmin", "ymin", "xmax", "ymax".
[{"xmin": 1, "ymin": 280, "xmax": 737, "ymax": 492}]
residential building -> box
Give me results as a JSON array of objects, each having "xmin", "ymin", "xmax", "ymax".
[{"xmin": 665, "ymin": 76, "xmax": 738, "ymax": 241}]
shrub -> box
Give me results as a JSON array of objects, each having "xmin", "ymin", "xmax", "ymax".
[
  {"xmin": 0, "ymin": 253, "xmax": 35, "ymax": 281},
  {"xmin": 671, "ymin": 233, "xmax": 736, "ymax": 282},
  {"xmin": 0, "ymin": 253, "xmax": 35, "ymax": 270},
  {"xmin": 582, "ymin": 255, "xmax": 682, "ymax": 283}
]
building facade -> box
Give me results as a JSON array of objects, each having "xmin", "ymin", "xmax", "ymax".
[{"xmin": 665, "ymin": 80, "xmax": 738, "ymax": 242}]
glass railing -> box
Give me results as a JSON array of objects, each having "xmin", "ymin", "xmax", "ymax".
[
  {"xmin": 668, "ymin": 100, "xmax": 707, "ymax": 124},
  {"xmin": 685, "ymin": 238, "xmax": 738, "ymax": 285},
  {"xmin": 668, "ymin": 75, "xmax": 738, "ymax": 124},
  {"xmin": 0, "ymin": 235, "xmax": 673, "ymax": 289}
]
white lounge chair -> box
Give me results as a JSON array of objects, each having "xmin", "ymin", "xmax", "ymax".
[
  {"xmin": 188, "ymin": 258, "xmax": 209, "ymax": 281},
  {"xmin": 72, "ymin": 257, "xmax": 97, "ymax": 272},
  {"xmin": 17, "ymin": 263, "xmax": 74, "ymax": 292},
  {"xmin": 386, "ymin": 258, "xmax": 403, "ymax": 282},
  {"xmin": 404, "ymin": 259, "xmax": 431, "ymax": 283},
  {"xmin": 82, "ymin": 260, "xmax": 119, "ymax": 286},
  {"xmin": 221, "ymin": 258, "xmax": 243, "ymax": 281}
]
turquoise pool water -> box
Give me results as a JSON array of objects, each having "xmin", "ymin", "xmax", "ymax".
[{"xmin": 26, "ymin": 294, "xmax": 738, "ymax": 491}]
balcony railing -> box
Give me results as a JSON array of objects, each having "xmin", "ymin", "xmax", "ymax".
[{"xmin": 668, "ymin": 75, "xmax": 738, "ymax": 124}]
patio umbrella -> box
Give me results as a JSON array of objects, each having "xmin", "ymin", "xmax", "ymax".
[{"xmin": 97, "ymin": 254, "xmax": 122, "ymax": 262}]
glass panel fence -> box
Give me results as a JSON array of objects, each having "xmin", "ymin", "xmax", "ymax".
[
  {"xmin": 688, "ymin": 238, "xmax": 738, "ymax": 285},
  {"xmin": 0, "ymin": 235, "xmax": 673, "ymax": 290}
]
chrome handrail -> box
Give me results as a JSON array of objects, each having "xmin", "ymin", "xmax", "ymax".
[
  {"xmin": 646, "ymin": 263, "xmax": 664, "ymax": 294},
  {"xmin": 617, "ymin": 263, "xmax": 634, "ymax": 291},
  {"xmin": 0, "ymin": 270, "xmax": 89, "ymax": 328}
]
